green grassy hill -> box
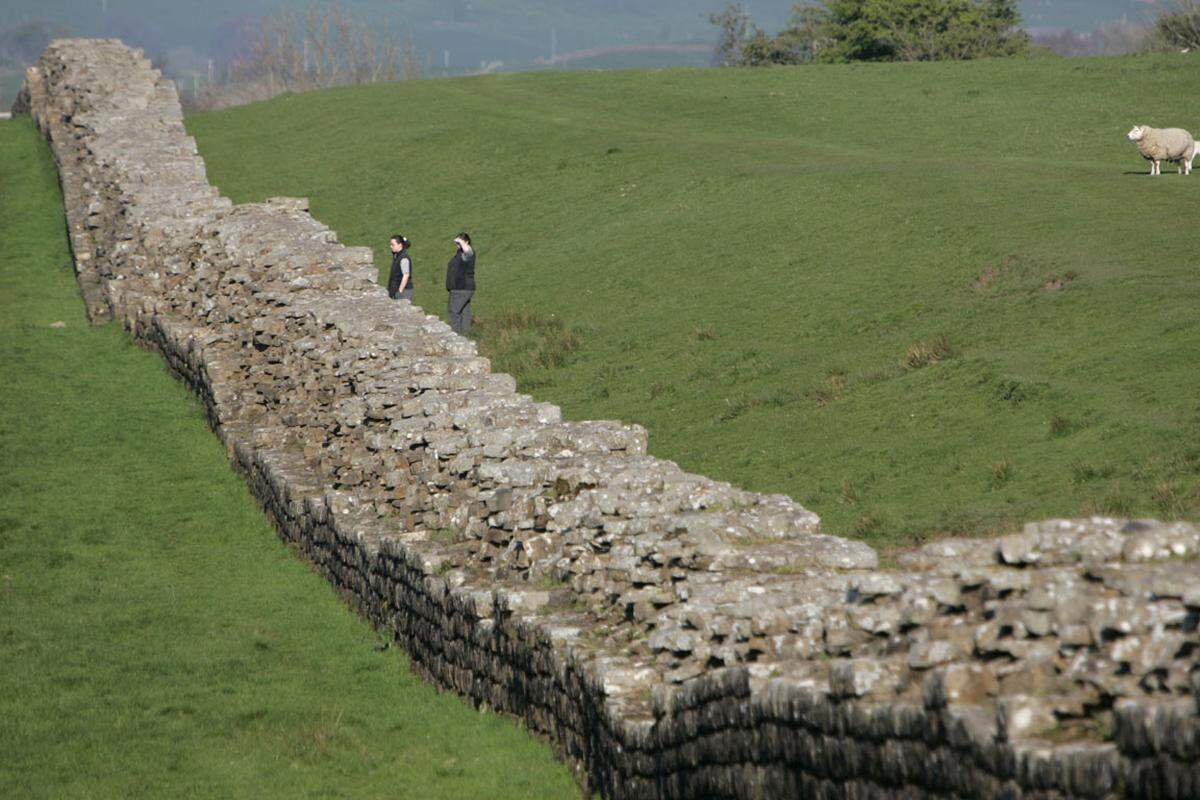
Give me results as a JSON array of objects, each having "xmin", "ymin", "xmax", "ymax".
[
  {"xmin": 186, "ymin": 55, "xmax": 1200, "ymax": 548},
  {"xmin": 0, "ymin": 116, "xmax": 576, "ymax": 798}
]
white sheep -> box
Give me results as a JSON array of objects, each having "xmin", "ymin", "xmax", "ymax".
[{"xmin": 1127, "ymin": 124, "xmax": 1195, "ymax": 175}]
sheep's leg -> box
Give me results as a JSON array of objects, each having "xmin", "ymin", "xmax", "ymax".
[{"xmin": 1152, "ymin": 160, "xmax": 1161, "ymax": 176}]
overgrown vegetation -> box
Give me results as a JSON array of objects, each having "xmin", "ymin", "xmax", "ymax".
[
  {"xmin": 474, "ymin": 310, "xmax": 581, "ymax": 388},
  {"xmin": 187, "ymin": 55, "xmax": 1200, "ymax": 547},
  {"xmin": 711, "ymin": 0, "xmax": 1030, "ymax": 65},
  {"xmin": 1153, "ymin": 0, "xmax": 1200, "ymax": 51},
  {"xmin": 189, "ymin": 4, "xmax": 419, "ymax": 111},
  {"xmin": 0, "ymin": 118, "xmax": 576, "ymax": 798}
]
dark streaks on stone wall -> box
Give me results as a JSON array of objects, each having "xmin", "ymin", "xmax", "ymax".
[{"xmin": 16, "ymin": 38, "xmax": 1200, "ymax": 800}]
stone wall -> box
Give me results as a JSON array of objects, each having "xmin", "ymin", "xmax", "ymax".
[{"xmin": 17, "ymin": 39, "xmax": 1200, "ymax": 799}]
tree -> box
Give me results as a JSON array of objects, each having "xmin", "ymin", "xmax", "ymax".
[
  {"xmin": 710, "ymin": 0, "xmax": 1029, "ymax": 66},
  {"xmin": 740, "ymin": 5, "xmax": 826, "ymax": 64},
  {"xmin": 709, "ymin": 3, "xmax": 754, "ymax": 66},
  {"xmin": 1153, "ymin": 0, "xmax": 1200, "ymax": 51},
  {"xmin": 188, "ymin": 4, "xmax": 417, "ymax": 111},
  {"xmin": 804, "ymin": 0, "xmax": 1030, "ymax": 63},
  {"xmin": 232, "ymin": 3, "xmax": 405, "ymax": 93}
]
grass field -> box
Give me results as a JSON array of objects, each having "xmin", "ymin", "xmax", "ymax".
[
  {"xmin": 186, "ymin": 54, "xmax": 1200, "ymax": 547},
  {"xmin": 0, "ymin": 117, "xmax": 576, "ymax": 798}
]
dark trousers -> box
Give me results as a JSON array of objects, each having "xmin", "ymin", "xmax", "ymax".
[
  {"xmin": 395, "ymin": 288, "xmax": 413, "ymax": 302},
  {"xmin": 448, "ymin": 289, "xmax": 473, "ymax": 335}
]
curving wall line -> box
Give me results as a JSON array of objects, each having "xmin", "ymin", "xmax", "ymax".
[{"xmin": 16, "ymin": 39, "xmax": 1200, "ymax": 799}]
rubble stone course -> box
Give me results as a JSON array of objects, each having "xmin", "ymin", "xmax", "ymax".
[{"xmin": 17, "ymin": 39, "xmax": 1200, "ymax": 799}]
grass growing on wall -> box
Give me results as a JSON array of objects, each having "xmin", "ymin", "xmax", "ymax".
[
  {"xmin": 0, "ymin": 117, "xmax": 576, "ymax": 799},
  {"xmin": 186, "ymin": 55, "xmax": 1200, "ymax": 547}
]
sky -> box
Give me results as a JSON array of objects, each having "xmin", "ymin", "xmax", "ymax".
[{"xmin": 0, "ymin": 0, "xmax": 1174, "ymax": 81}]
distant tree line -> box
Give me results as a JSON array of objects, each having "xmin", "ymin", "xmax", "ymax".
[
  {"xmin": 1031, "ymin": 20, "xmax": 1151, "ymax": 58},
  {"xmin": 710, "ymin": 0, "xmax": 1200, "ymax": 65},
  {"xmin": 710, "ymin": 1, "xmax": 1029, "ymax": 65},
  {"xmin": 188, "ymin": 4, "xmax": 419, "ymax": 110}
]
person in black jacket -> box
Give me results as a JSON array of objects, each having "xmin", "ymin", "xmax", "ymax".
[
  {"xmin": 386, "ymin": 234, "xmax": 414, "ymax": 301},
  {"xmin": 445, "ymin": 232, "xmax": 475, "ymax": 335}
]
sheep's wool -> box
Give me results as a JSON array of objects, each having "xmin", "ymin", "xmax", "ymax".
[{"xmin": 1133, "ymin": 125, "xmax": 1194, "ymax": 162}]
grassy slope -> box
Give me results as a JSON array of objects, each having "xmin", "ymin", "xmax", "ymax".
[
  {"xmin": 0, "ymin": 118, "xmax": 575, "ymax": 799},
  {"xmin": 186, "ymin": 56, "xmax": 1200, "ymax": 547}
]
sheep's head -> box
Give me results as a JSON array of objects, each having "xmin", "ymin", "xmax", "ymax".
[{"xmin": 1127, "ymin": 125, "xmax": 1147, "ymax": 141}]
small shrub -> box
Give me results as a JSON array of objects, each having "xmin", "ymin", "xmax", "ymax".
[
  {"xmin": 429, "ymin": 528, "xmax": 458, "ymax": 544},
  {"xmin": 1049, "ymin": 414, "xmax": 1080, "ymax": 438},
  {"xmin": 1070, "ymin": 461, "xmax": 1114, "ymax": 485},
  {"xmin": 936, "ymin": 507, "xmax": 988, "ymax": 536},
  {"xmin": 1151, "ymin": 481, "xmax": 1197, "ymax": 518},
  {"xmin": 530, "ymin": 573, "xmax": 568, "ymax": 590},
  {"xmin": 753, "ymin": 387, "xmax": 799, "ymax": 408},
  {"xmin": 717, "ymin": 396, "xmax": 753, "ymax": 422},
  {"xmin": 861, "ymin": 363, "xmax": 905, "ymax": 385},
  {"xmin": 1042, "ymin": 271, "xmax": 1079, "ymax": 292},
  {"xmin": 903, "ymin": 336, "xmax": 953, "ymax": 370},
  {"xmin": 852, "ymin": 512, "xmax": 888, "ymax": 539},
  {"xmin": 692, "ymin": 326, "xmax": 716, "ymax": 341},
  {"xmin": 809, "ymin": 371, "xmax": 847, "ymax": 407},
  {"xmin": 991, "ymin": 459, "xmax": 1014, "ymax": 487},
  {"xmin": 993, "ymin": 377, "xmax": 1045, "ymax": 406},
  {"xmin": 648, "ymin": 380, "xmax": 674, "ymax": 400},
  {"xmin": 807, "ymin": 386, "xmax": 831, "ymax": 408},
  {"xmin": 1154, "ymin": 1, "xmax": 1200, "ymax": 50},
  {"xmin": 1101, "ymin": 487, "xmax": 1136, "ymax": 517},
  {"xmin": 473, "ymin": 308, "xmax": 581, "ymax": 383}
]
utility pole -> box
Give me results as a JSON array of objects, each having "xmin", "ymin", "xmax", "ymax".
[{"xmin": 551, "ymin": 27, "xmax": 557, "ymax": 61}]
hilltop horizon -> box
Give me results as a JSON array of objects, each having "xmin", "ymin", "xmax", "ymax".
[{"xmin": 0, "ymin": 0, "xmax": 1175, "ymax": 86}]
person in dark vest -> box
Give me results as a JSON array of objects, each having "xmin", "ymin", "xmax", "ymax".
[
  {"xmin": 445, "ymin": 232, "xmax": 475, "ymax": 335},
  {"xmin": 386, "ymin": 234, "xmax": 414, "ymax": 301}
]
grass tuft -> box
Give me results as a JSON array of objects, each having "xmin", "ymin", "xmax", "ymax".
[
  {"xmin": 1049, "ymin": 414, "xmax": 1080, "ymax": 438},
  {"xmin": 902, "ymin": 336, "xmax": 953, "ymax": 370},
  {"xmin": 474, "ymin": 309, "xmax": 580, "ymax": 385}
]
